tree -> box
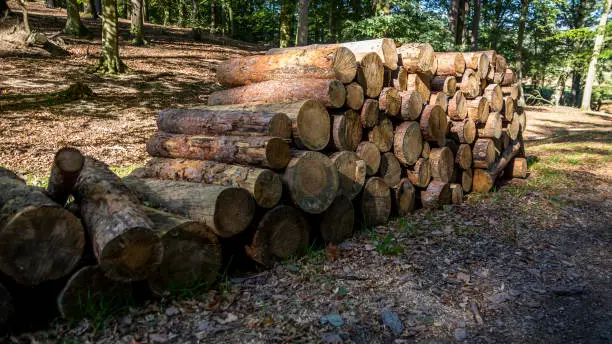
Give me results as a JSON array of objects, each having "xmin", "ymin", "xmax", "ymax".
[
  {"xmin": 130, "ymin": 0, "xmax": 145, "ymax": 45},
  {"xmin": 96, "ymin": 0, "xmax": 126, "ymax": 74},
  {"xmin": 210, "ymin": 0, "xmax": 216, "ymax": 34},
  {"xmin": 65, "ymin": 0, "xmax": 90, "ymax": 36},
  {"xmin": 581, "ymin": 0, "xmax": 611, "ymax": 110},
  {"xmin": 279, "ymin": 0, "xmax": 294, "ymax": 48},
  {"xmin": 1, "ymin": 0, "xmax": 10, "ymax": 18},
  {"xmin": 515, "ymin": 0, "xmax": 529, "ymax": 107},
  {"xmin": 296, "ymin": 0, "xmax": 309, "ymax": 46},
  {"xmin": 471, "ymin": 0, "xmax": 480, "ymax": 50}
]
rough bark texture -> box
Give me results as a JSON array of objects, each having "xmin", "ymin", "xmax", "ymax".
[
  {"xmin": 356, "ymin": 141, "xmax": 381, "ymax": 176},
  {"xmin": 477, "ymin": 112, "xmax": 502, "ymax": 139},
  {"xmin": 420, "ymin": 104, "xmax": 448, "ymax": 147},
  {"xmin": 472, "ymin": 138, "xmax": 496, "ymax": 169},
  {"xmin": 355, "ymin": 52, "xmax": 384, "ymax": 98},
  {"xmin": 368, "ymin": 117, "xmax": 394, "ymax": 153},
  {"xmin": 472, "ymin": 140, "xmax": 521, "ymax": 193},
  {"xmin": 420, "ymin": 181, "xmax": 451, "ymax": 209},
  {"xmin": 466, "ymin": 96, "xmax": 489, "ymax": 123},
  {"xmin": 359, "ymin": 177, "xmax": 391, "ymax": 226},
  {"xmin": 378, "ymin": 152, "xmax": 401, "ymax": 187},
  {"xmin": 406, "ymin": 73, "xmax": 431, "ymax": 105},
  {"xmin": 345, "ymin": 82, "xmax": 364, "ymax": 110},
  {"xmin": 581, "ymin": 0, "xmax": 611, "ymax": 110},
  {"xmin": 97, "ymin": 0, "xmax": 125, "ymax": 73},
  {"xmin": 429, "ymin": 147, "xmax": 454, "ymax": 183},
  {"xmin": 431, "ymin": 76, "xmax": 457, "ymax": 96},
  {"xmin": 360, "ymin": 99, "xmax": 379, "ymax": 128},
  {"xmin": 399, "ymin": 90, "xmax": 423, "ymax": 121},
  {"xmin": 329, "ymin": 151, "xmax": 366, "ymax": 200},
  {"xmin": 318, "ymin": 195, "xmax": 355, "ymax": 244},
  {"xmin": 378, "ymin": 87, "xmax": 401, "ymax": 118},
  {"xmin": 296, "ymin": 0, "xmax": 309, "ymax": 46},
  {"xmin": 46, "ymin": 147, "xmax": 84, "ymax": 206},
  {"xmin": 64, "ymin": 0, "xmax": 89, "ymax": 37},
  {"xmin": 435, "ymin": 52, "xmax": 466, "ymax": 76},
  {"xmin": 393, "ymin": 121, "xmax": 423, "ymax": 166},
  {"xmin": 130, "ymin": 0, "xmax": 144, "ymax": 44},
  {"xmin": 397, "ymin": 43, "xmax": 435, "ymax": 74},
  {"xmin": 406, "ymin": 158, "xmax": 432, "ymax": 188},
  {"xmin": 449, "ymin": 118, "xmax": 476, "ymax": 144},
  {"xmin": 448, "ymin": 91, "xmax": 467, "ymax": 120},
  {"xmin": 328, "ymin": 110, "xmax": 362, "ymax": 151}
]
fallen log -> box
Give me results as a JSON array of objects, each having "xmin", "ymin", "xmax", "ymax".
[
  {"xmin": 422, "ymin": 141, "xmax": 431, "ymax": 159},
  {"xmin": 506, "ymin": 116, "xmax": 520, "ymax": 140},
  {"xmin": 318, "ymin": 195, "xmax": 355, "ymax": 244},
  {"xmin": 345, "ymin": 82, "xmax": 364, "ymax": 110},
  {"xmin": 397, "ymin": 43, "xmax": 435, "ymax": 74},
  {"xmin": 431, "ymin": 76, "xmax": 457, "ymax": 96},
  {"xmin": 399, "ymin": 90, "xmax": 423, "ymax": 121},
  {"xmin": 385, "ymin": 66, "xmax": 407, "ymax": 90},
  {"xmin": 429, "ymin": 147, "xmax": 454, "ymax": 183},
  {"xmin": 472, "ymin": 140, "xmax": 522, "ymax": 193},
  {"xmin": 458, "ymin": 168, "xmax": 473, "ymax": 192},
  {"xmin": 328, "ymin": 110, "xmax": 362, "ymax": 151},
  {"xmin": 472, "ymin": 138, "xmax": 496, "ymax": 169},
  {"xmin": 379, "ymin": 87, "xmax": 401, "ymax": 118},
  {"xmin": 359, "ymin": 177, "xmax": 391, "ymax": 226},
  {"xmin": 368, "ymin": 116, "xmax": 394, "ymax": 153},
  {"xmin": 501, "ymin": 85, "xmax": 519, "ymax": 101},
  {"xmin": 420, "ymin": 104, "xmax": 447, "ymax": 147},
  {"xmin": 342, "ymin": 38, "xmax": 398, "ymax": 70},
  {"xmin": 379, "ymin": 152, "xmax": 401, "ymax": 187},
  {"xmin": 502, "ymin": 96, "xmax": 515, "ymax": 121},
  {"xmin": 391, "ymin": 178, "xmax": 416, "ymax": 216},
  {"xmin": 420, "ymin": 181, "xmax": 451, "ymax": 208},
  {"xmin": 46, "ymin": 147, "xmax": 84, "ymax": 206},
  {"xmin": 394, "ymin": 121, "xmax": 423, "ymax": 166},
  {"xmin": 356, "ymin": 141, "xmax": 381, "ymax": 176},
  {"xmin": 360, "ymin": 99, "xmax": 380, "ymax": 128},
  {"xmin": 501, "ymin": 68, "xmax": 515, "ymax": 86},
  {"xmin": 477, "ymin": 112, "xmax": 502, "ymax": 139},
  {"xmin": 406, "ymin": 158, "xmax": 432, "ymax": 188},
  {"xmin": 355, "ymin": 52, "xmax": 384, "ymax": 98},
  {"xmin": 329, "ymin": 151, "xmax": 366, "ymax": 200},
  {"xmin": 435, "ymin": 52, "xmax": 465, "ymax": 76}
]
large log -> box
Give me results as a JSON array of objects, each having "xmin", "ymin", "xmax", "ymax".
[
  {"xmin": 477, "ymin": 112, "xmax": 502, "ymax": 139},
  {"xmin": 378, "ymin": 152, "xmax": 401, "ymax": 187},
  {"xmin": 359, "ymin": 177, "xmax": 391, "ymax": 226},
  {"xmin": 406, "ymin": 158, "xmax": 432, "ymax": 188},
  {"xmin": 420, "ymin": 104, "xmax": 448, "ymax": 147},
  {"xmin": 329, "ymin": 151, "xmax": 366, "ymax": 200},
  {"xmin": 466, "ymin": 96, "xmax": 489, "ymax": 124},
  {"xmin": 397, "ymin": 43, "xmax": 435, "ymax": 74},
  {"xmin": 429, "ymin": 92, "xmax": 448, "ymax": 112},
  {"xmin": 73, "ymin": 158, "xmax": 162, "ymax": 282},
  {"xmin": 146, "ymin": 133, "xmax": 291, "ymax": 170},
  {"xmin": 448, "ymin": 91, "xmax": 467, "ymax": 120},
  {"xmin": 472, "ymin": 138, "xmax": 496, "ymax": 169},
  {"xmin": 342, "ymin": 38, "xmax": 398, "ymax": 70},
  {"xmin": 502, "ymin": 96, "xmax": 515, "ymax": 121},
  {"xmin": 449, "ymin": 118, "xmax": 476, "ymax": 144},
  {"xmin": 399, "ymin": 90, "xmax": 423, "ymax": 120},
  {"xmin": 46, "ymin": 147, "xmax": 84, "ymax": 206},
  {"xmin": 379, "ymin": 87, "xmax": 401, "ymax": 117},
  {"xmin": 431, "ymin": 76, "xmax": 457, "ymax": 96},
  {"xmin": 458, "ymin": 69, "xmax": 480, "ymax": 99},
  {"xmin": 472, "ymin": 140, "xmax": 521, "ymax": 193},
  {"xmin": 122, "ymin": 177, "xmax": 255, "ymax": 238},
  {"xmin": 0, "ymin": 167, "xmax": 84, "ymax": 286},
  {"xmin": 406, "ymin": 73, "xmax": 431, "ymax": 105},
  {"xmin": 368, "ymin": 117, "xmax": 394, "ymax": 152},
  {"xmin": 318, "ymin": 195, "xmax": 355, "ymax": 244},
  {"xmin": 429, "ymin": 147, "xmax": 454, "ymax": 183},
  {"xmin": 139, "ymin": 158, "xmax": 282, "ymax": 208},
  {"xmin": 391, "ymin": 178, "xmax": 416, "ymax": 216},
  {"xmin": 360, "ymin": 99, "xmax": 380, "ymax": 128},
  {"xmin": 484, "ymin": 84, "xmax": 503, "ymax": 112},
  {"xmin": 220, "ymin": 45, "xmax": 357, "ymax": 86},
  {"xmin": 283, "ymin": 151, "xmax": 339, "ymax": 214},
  {"xmin": 144, "ymin": 207, "xmax": 221, "ymax": 295},
  {"xmin": 356, "ymin": 141, "xmax": 381, "ymax": 176},
  {"xmin": 345, "ymin": 82, "xmax": 364, "ymax": 110},
  {"xmin": 505, "ymin": 157, "xmax": 528, "ymax": 178},
  {"xmin": 355, "ymin": 52, "xmax": 385, "ymax": 98},
  {"xmin": 394, "ymin": 121, "xmax": 423, "ymax": 166},
  {"xmin": 207, "ymin": 79, "xmax": 347, "ymax": 108},
  {"xmin": 455, "ymin": 144, "xmax": 473, "ymax": 170},
  {"xmin": 420, "ymin": 181, "xmax": 451, "ymax": 208},
  {"xmin": 435, "ymin": 52, "xmax": 466, "ymax": 76},
  {"xmin": 328, "ymin": 110, "xmax": 362, "ymax": 151},
  {"xmin": 462, "ymin": 52, "xmax": 489, "ymax": 77}
]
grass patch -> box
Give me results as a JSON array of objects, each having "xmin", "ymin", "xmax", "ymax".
[{"xmin": 375, "ymin": 234, "xmax": 403, "ymax": 256}]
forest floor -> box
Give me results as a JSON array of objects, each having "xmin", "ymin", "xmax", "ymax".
[{"xmin": 1, "ymin": 3, "xmax": 612, "ymax": 344}]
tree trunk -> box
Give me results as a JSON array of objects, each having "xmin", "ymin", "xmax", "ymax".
[
  {"xmin": 406, "ymin": 157, "xmax": 432, "ymax": 187},
  {"xmin": 462, "ymin": 52, "xmax": 489, "ymax": 76},
  {"xmin": 472, "ymin": 138, "xmax": 496, "ymax": 169},
  {"xmin": 378, "ymin": 152, "xmax": 401, "ymax": 187},
  {"xmin": 360, "ymin": 99, "xmax": 379, "ymax": 128},
  {"xmin": 279, "ymin": 0, "xmax": 293, "ymax": 48},
  {"xmin": 345, "ymin": 82, "xmax": 364, "ymax": 110},
  {"xmin": 420, "ymin": 104, "xmax": 447, "ymax": 147},
  {"xmin": 472, "ymin": 140, "xmax": 521, "ymax": 193},
  {"xmin": 296, "ymin": 0, "xmax": 308, "ymax": 46},
  {"xmin": 97, "ymin": 0, "xmax": 125, "ymax": 73},
  {"xmin": 64, "ymin": 0, "xmax": 90, "ymax": 37},
  {"xmin": 455, "ymin": 144, "xmax": 472, "ymax": 170},
  {"xmin": 130, "ymin": 0, "xmax": 144, "ymax": 45},
  {"xmin": 471, "ymin": 0, "xmax": 480, "ymax": 50},
  {"xmin": 329, "ymin": 151, "xmax": 366, "ymax": 200},
  {"xmin": 448, "ymin": 91, "xmax": 467, "ymax": 120},
  {"xmin": 552, "ymin": 69, "xmax": 569, "ymax": 106},
  {"xmin": 581, "ymin": 0, "xmax": 611, "ymax": 110},
  {"xmin": 359, "ymin": 177, "xmax": 391, "ymax": 226},
  {"xmin": 459, "ymin": 69, "xmax": 480, "ymax": 99},
  {"xmin": 430, "ymin": 92, "xmax": 448, "ymax": 112},
  {"xmin": 429, "ymin": 147, "xmax": 454, "ymax": 183},
  {"xmin": 190, "ymin": 0, "xmax": 197, "ymax": 26},
  {"xmin": 501, "ymin": 85, "xmax": 519, "ymax": 100},
  {"xmin": 386, "ymin": 66, "xmax": 407, "ymax": 90},
  {"xmin": 399, "ymin": 90, "xmax": 423, "ymax": 120},
  {"xmin": 502, "ymin": 96, "xmax": 515, "ymax": 121},
  {"xmin": 455, "ymin": 0, "xmax": 465, "ymax": 47},
  {"xmin": 435, "ymin": 52, "xmax": 465, "ymax": 76},
  {"xmin": 394, "ymin": 121, "xmax": 423, "ymax": 166},
  {"xmin": 122, "ymin": 177, "xmax": 255, "ymax": 238},
  {"xmin": 368, "ymin": 117, "xmax": 394, "ymax": 153},
  {"xmin": 318, "ymin": 195, "xmax": 354, "ymax": 244},
  {"xmin": 420, "ymin": 180, "xmax": 451, "ymax": 208},
  {"xmin": 0, "ymin": 167, "xmax": 84, "ymax": 286},
  {"xmin": 450, "ymin": 184, "xmax": 463, "ymax": 204},
  {"xmin": 46, "ymin": 147, "xmax": 84, "ymax": 206},
  {"xmin": 89, "ymin": 0, "xmax": 99, "ymax": 19},
  {"xmin": 431, "ymin": 76, "xmax": 457, "ymax": 96},
  {"xmin": 397, "ymin": 43, "xmax": 435, "ymax": 74},
  {"xmin": 328, "ymin": 110, "xmax": 362, "ymax": 152},
  {"xmin": 356, "ymin": 141, "xmax": 381, "ymax": 176},
  {"xmin": 210, "ymin": 0, "xmax": 216, "ymax": 34},
  {"xmin": 505, "ymin": 157, "xmax": 528, "ymax": 178},
  {"xmin": 458, "ymin": 168, "xmax": 472, "ymax": 192}
]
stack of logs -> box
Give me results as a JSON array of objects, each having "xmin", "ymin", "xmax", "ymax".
[{"xmin": 0, "ymin": 38, "xmax": 529, "ymax": 330}]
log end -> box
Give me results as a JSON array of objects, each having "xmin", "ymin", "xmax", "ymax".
[
  {"xmin": 266, "ymin": 137, "xmax": 292, "ymax": 169},
  {"xmin": 332, "ymin": 46, "xmax": 358, "ymax": 83},
  {"xmin": 270, "ymin": 113, "xmax": 294, "ymax": 140},
  {"xmin": 214, "ymin": 187, "xmax": 256, "ymax": 237},
  {"xmin": 356, "ymin": 141, "xmax": 381, "ymax": 176},
  {"xmin": 360, "ymin": 177, "xmax": 391, "ymax": 226},
  {"xmin": 253, "ymin": 169, "xmax": 283, "ymax": 208},
  {"xmin": 54, "ymin": 147, "xmax": 85, "ymax": 173},
  {"xmin": 320, "ymin": 195, "xmax": 355, "ymax": 244},
  {"xmin": 295, "ymin": 99, "xmax": 331, "ymax": 151}
]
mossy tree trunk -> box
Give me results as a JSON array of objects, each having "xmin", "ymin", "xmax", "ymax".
[
  {"xmin": 130, "ymin": 0, "xmax": 144, "ymax": 45},
  {"xmin": 65, "ymin": 0, "xmax": 89, "ymax": 36},
  {"xmin": 97, "ymin": 0, "xmax": 126, "ymax": 74}
]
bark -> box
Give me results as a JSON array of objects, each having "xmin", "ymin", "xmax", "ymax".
[
  {"xmin": 46, "ymin": 147, "xmax": 84, "ymax": 206},
  {"xmin": 420, "ymin": 104, "xmax": 447, "ymax": 147},
  {"xmin": 429, "ymin": 147, "xmax": 454, "ymax": 183},
  {"xmin": 471, "ymin": 0, "xmax": 480, "ymax": 50},
  {"xmin": 359, "ymin": 177, "xmax": 391, "ymax": 226},
  {"xmin": 581, "ymin": 0, "xmax": 611, "ymax": 110},
  {"xmin": 378, "ymin": 152, "xmax": 401, "ymax": 187},
  {"xmin": 399, "ymin": 90, "xmax": 423, "ymax": 120},
  {"xmin": 406, "ymin": 158, "xmax": 432, "ymax": 187},
  {"xmin": 64, "ymin": 0, "xmax": 89, "ymax": 37},
  {"xmin": 328, "ymin": 110, "xmax": 362, "ymax": 152},
  {"xmin": 97, "ymin": 0, "xmax": 125, "ymax": 73},
  {"xmin": 356, "ymin": 141, "xmax": 381, "ymax": 176},
  {"xmin": 296, "ymin": 0, "xmax": 308, "ymax": 46},
  {"xmin": 515, "ymin": 0, "xmax": 529, "ymax": 107},
  {"xmin": 345, "ymin": 82, "xmax": 364, "ymax": 110},
  {"xmin": 394, "ymin": 121, "xmax": 423, "ymax": 166},
  {"xmin": 130, "ymin": 0, "xmax": 144, "ymax": 45},
  {"xmin": 455, "ymin": 0, "xmax": 466, "ymax": 47},
  {"xmin": 318, "ymin": 195, "xmax": 354, "ymax": 244},
  {"xmin": 420, "ymin": 180, "xmax": 451, "ymax": 209},
  {"xmin": 397, "ymin": 43, "xmax": 435, "ymax": 74},
  {"xmin": 329, "ymin": 151, "xmax": 366, "ymax": 200},
  {"xmin": 472, "ymin": 140, "xmax": 521, "ymax": 193},
  {"xmin": 89, "ymin": 0, "xmax": 99, "ymax": 19},
  {"xmin": 360, "ymin": 99, "xmax": 379, "ymax": 128}
]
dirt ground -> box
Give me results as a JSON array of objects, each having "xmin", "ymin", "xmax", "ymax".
[{"xmin": 1, "ymin": 3, "xmax": 612, "ymax": 344}]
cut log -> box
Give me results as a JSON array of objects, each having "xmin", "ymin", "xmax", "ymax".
[
  {"xmin": 378, "ymin": 152, "xmax": 402, "ymax": 187},
  {"xmin": 207, "ymin": 79, "xmax": 347, "ymax": 108},
  {"xmin": 429, "ymin": 147, "xmax": 454, "ymax": 183},
  {"xmin": 359, "ymin": 177, "xmax": 391, "ymax": 226},
  {"xmin": 501, "ymin": 68, "xmax": 515, "ymax": 86},
  {"xmin": 517, "ymin": 110, "xmax": 527, "ymax": 133},
  {"xmin": 57, "ymin": 266, "xmax": 132, "ymax": 319},
  {"xmin": 0, "ymin": 167, "xmax": 84, "ymax": 286},
  {"xmin": 355, "ymin": 52, "xmax": 384, "ymax": 98},
  {"xmin": 144, "ymin": 207, "xmax": 221, "ymax": 295},
  {"xmin": 392, "ymin": 178, "xmax": 416, "ymax": 216},
  {"xmin": 472, "ymin": 140, "xmax": 521, "ymax": 193},
  {"xmin": 483, "ymin": 84, "xmax": 503, "ymax": 112},
  {"xmin": 406, "ymin": 158, "xmax": 432, "ymax": 187},
  {"xmin": 445, "ymin": 138, "xmax": 459, "ymax": 156},
  {"xmin": 46, "ymin": 147, "xmax": 84, "ymax": 206},
  {"xmin": 503, "ymin": 96, "xmax": 515, "ymax": 121},
  {"xmin": 455, "ymin": 144, "xmax": 473, "ymax": 170},
  {"xmin": 122, "ymin": 176, "xmax": 255, "ymax": 238},
  {"xmin": 318, "ymin": 195, "xmax": 355, "ymax": 244},
  {"xmin": 422, "ymin": 141, "xmax": 431, "ymax": 159},
  {"xmin": 399, "ymin": 90, "xmax": 423, "ymax": 120},
  {"xmin": 394, "ymin": 121, "xmax": 423, "ymax": 166},
  {"xmin": 368, "ymin": 117, "xmax": 394, "ymax": 152},
  {"xmin": 342, "ymin": 38, "xmax": 398, "ymax": 70},
  {"xmin": 472, "ymin": 138, "xmax": 496, "ymax": 169},
  {"xmin": 360, "ymin": 99, "xmax": 379, "ymax": 128},
  {"xmin": 406, "ymin": 73, "xmax": 431, "ymax": 105},
  {"xmin": 495, "ymin": 129, "xmax": 511, "ymax": 153},
  {"xmin": 356, "ymin": 141, "xmax": 381, "ymax": 176},
  {"xmin": 345, "ymin": 82, "xmax": 365, "ymax": 110},
  {"xmin": 431, "ymin": 76, "xmax": 457, "ymax": 96},
  {"xmin": 140, "ymin": 158, "xmax": 282, "ymax": 209},
  {"xmin": 462, "ymin": 52, "xmax": 489, "ymax": 77},
  {"xmin": 477, "ymin": 112, "xmax": 502, "ymax": 139},
  {"xmin": 449, "ymin": 118, "xmax": 476, "ymax": 144},
  {"xmin": 483, "ymin": 50, "xmax": 497, "ymax": 66},
  {"xmin": 0, "ymin": 282, "xmax": 13, "ymax": 331},
  {"xmin": 435, "ymin": 52, "xmax": 466, "ymax": 76},
  {"xmin": 501, "ymin": 85, "xmax": 519, "ymax": 101},
  {"xmin": 379, "ymin": 87, "xmax": 401, "ymax": 117},
  {"xmin": 283, "ymin": 151, "xmax": 339, "ymax": 214},
  {"xmin": 219, "ymin": 46, "xmax": 356, "ymax": 87},
  {"xmin": 494, "ymin": 54, "xmax": 507, "ymax": 76},
  {"xmin": 385, "ymin": 66, "xmax": 407, "ymax": 90},
  {"xmin": 73, "ymin": 158, "xmax": 162, "ymax": 282},
  {"xmin": 245, "ymin": 205, "xmax": 309, "ymax": 266},
  {"xmin": 329, "ymin": 151, "xmax": 366, "ymax": 200},
  {"xmin": 147, "ymin": 133, "xmax": 291, "ymax": 170},
  {"xmin": 458, "ymin": 168, "xmax": 472, "ymax": 192},
  {"xmin": 397, "ymin": 43, "xmax": 435, "ymax": 74},
  {"xmin": 506, "ymin": 115, "xmax": 520, "ymax": 140},
  {"xmin": 466, "ymin": 96, "xmax": 489, "ymax": 123},
  {"xmin": 448, "ymin": 91, "xmax": 467, "ymax": 120},
  {"xmin": 459, "ymin": 69, "xmax": 481, "ymax": 99},
  {"xmin": 505, "ymin": 157, "xmax": 528, "ymax": 178},
  {"xmin": 420, "ymin": 104, "xmax": 447, "ymax": 147},
  {"xmin": 155, "ymin": 108, "xmax": 292, "ymax": 139},
  {"xmin": 429, "ymin": 92, "xmax": 448, "ymax": 112},
  {"xmin": 420, "ymin": 181, "xmax": 451, "ymax": 208},
  {"xmin": 329, "ymin": 110, "xmax": 363, "ymax": 151},
  {"xmin": 450, "ymin": 184, "xmax": 464, "ymax": 204}
]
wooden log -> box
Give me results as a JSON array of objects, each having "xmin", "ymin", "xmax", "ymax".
[
  {"xmin": 482, "ymin": 50, "xmax": 497, "ymax": 65},
  {"xmin": 245, "ymin": 205, "xmax": 309, "ymax": 266},
  {"xmin": 501, "ymin": 85, "xmax": 519, "ymax": 101},
  {"xmin": 501, "ymin": 68, "xmax": 516, "ymax": 86},
  {"xmin": 472, "ymin": 140, "xmax": 521, "ymax": 193},
  {"xmin": 477, "ymin": 112, "xmax": 502, "ymax": 139},
  {"xmin": 139, "ymin": 158, "xmax": 282, "ymax": 209},
  {"xmin": 399, "ymin": 90, "xmax": 423, "ymax": 120},
  {"xmin": 494, "ymin": 54, "xmax": 507, "ymax": 76},
  {"xmin": 449, "ymin": 118, "xmax": 476, "ymax": 144},
  {"xmin": 448, "ymin": 91, "xmax": 467, "ymax": 120},
  {"xmin": 445, "ymin": 138, "xmax": 459, "ymax": 156},
  {"xmin": 144, "ymin": 207, "xmax": 221, "ymax": 295},
  {"xmin": 466, "ymin": 96, "xmax": 489, "ymax": 124},
  {"xmin": 385, "ymin": 66, "xmax": 407, "ymax": 90},
  {"xmin": 359, "ymin": 177, "xmax": 391, "ymax": 226},
  {"xmin": 503, "ymin": 96, "xmax": 515, "ymax": 121},
  {"xmin": 462, "ymin": 52, "xmax": 489, "ymax": 77},
  {"xmin": 431, "ymin": 76, "xmax": 457, "ymax": 96},
  {"xmin": 0, "ymin": 282, "xmax": 13, "ymax": 331},
  {"xmin": 220, "ymin": 45, "xmax": 357, "ymax": 86},
  {"xmin": 368, "ymin": 117, "xmax": 394, "ymax": 152},
  {"xmin": 356, "ymin": 141, "xmax": 381, "ymax": 176},
  {"xmin": 46, "ymin": 147, "xmax": 84, "ymax": 206},
  {"xmin": 450, "ymin": 184, "xmax": 464, "ymax": 204},
  {"xmin": 429, "ymin": 92, "xmax": 448, "ymax": 112},
  {"xmin": 506, "ymin": 115, "xmax": 520, "ymax": 141},
  {"xmin": 73, "ymin": 159, "xmax": 162, "ymax": 282},
  {"xmin": 0, "ymin": 167, "xmax": 84, "ymax": 286},
  {"xmin": 517, "ymin": 109, "xmax": 527, "ymax": 133},
  {"xmin": 378, "ymin": 152, "xmax": 402, "ymax": 187},
  {"xmin": 329, "ymin": 151, "xmax": 366, "ymax": 200},
  {"xmin": 283, "ymin": 151, "xmax": 339, "ymax": 214},
  {"xmin": 435, "ymin": 52, "xmax": 466, "ymax": 76},
  {"xmin": 422, "ymin": 141, "xmax": 431, "ymax": 159},
  {"xmin": 495, "ymin": 129, "xmax": 511, "ymax": 153},
  {"xmin": 199, "ymin": 100, "xmax": 330, "ymax": 151},
  {"xmin": 458, "ymin": 69, "xmax": 481, "ymax": 99},
  {"xmin": 483, "ymin": 84, "xmax": 503, "ymax": 112},
  {"xmin": 155, "ymin": 108, "xmax": 292, "ymax": 139},
  {"xmin": 57, "ymin": 266, "xmax": 132, "ymax": 319},
  {"xmin": 355, "ymin": 52, "xmax": 385, "ymax": 98},
  {"xmin": 406, "ymin": 73, "xmax": 431, "ymax": 105},
  {"xmin": 379, "ymin": 87, "xmax": 401, "ymax": 117},
  {"xmin": 429, "ymin": 147, "xmax": 454, "ymax": 183},
  {"xmin": 472, "ymin": 138, "xmax": 496, "ymax": 169},
  {"xmin": 420, "ymin": 181, "xmax": 451, "ymax": 208},
  {"xmin": 207, "ymin": 79, "xmax": 347, "ymax": 108},
  {"xmin": 345, "ymin": 82, "xmax": 364, "ymax": 110},
  {"xmin": 455, "ymin": 144, "xmax": 473, "ymax": 170},
  {"xmin": 392, "ymin": 178, "xmax": 416, "ymax": 216},
  {"xmin": 146, "ymin": 133, "xmax": 291, "ymax": 170},
  {"xmin": 458, "ymin": 168, "xmax": 472, "ymax": 192},
  {"xmin": 420, "ymin": 104, "xmax": 447, "ymax": 147},
  {"xmin": 407, "ymin": 158, "xmax": 432, "ymax": 188},
  {"xmin": 329, "ymin": 109, "xmax": 363, "ymax": 151},
  {"xmin": 505, "ymin": 157, "xmax": 528, "ymax": 178},
  {"xmin": 342, "ymin": 38, "xmax": 398, "ymax": 70},
  {"xmin": 393, "ymin": 121, "xmax": 423, "ymax": 166},
  {"xmin": 122, "ymin": 176, "xmax": 255, "ymax": 238},
  {"xmin": 397, "ymin": 43, "xmax": 435, "ymax": 74},
  {"xmin": 360, "ymin": 99, "xmax": 379, "ymax": 128},
  {"xmin": 318, "ymin": 195, "xmax": 355, "ymax": 244}
]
